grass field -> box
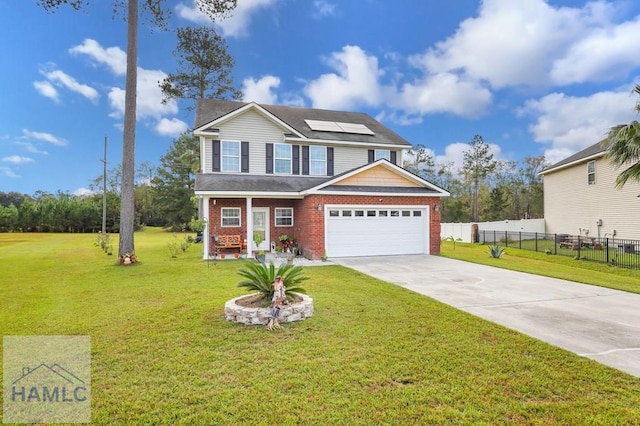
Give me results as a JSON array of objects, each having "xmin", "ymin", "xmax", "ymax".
[
  {"xmin": 479, "ymin": 236, "xmax": 640, "ymax": 270},
  {"xmin": 1, "ymin": 229, "xmax": 639, "ymax": 424},
  {"xmin": 440, "ymin": 240, "xmax": 640, "ymax": 294}
]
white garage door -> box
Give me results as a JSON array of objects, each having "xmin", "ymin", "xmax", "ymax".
[{"xmin": 326, "ymin": 206, "xmax": 429, "ymax": 257}]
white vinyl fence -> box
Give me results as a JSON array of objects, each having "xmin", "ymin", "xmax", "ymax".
[{"xmin": 441, "ymin": 219, "xmax": 546, "ymax": 243}]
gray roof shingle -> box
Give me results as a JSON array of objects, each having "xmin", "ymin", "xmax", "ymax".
[
  {"xmin": 195, "ymin": 99, "xmax": 412, "ymax": 147},
  {"xmin": 541, "ymin": 140, "xmax": 608, "ymax": 174},
  {"xmin": 195, "ymin": 173, "xmax": 331, "ymax": 193}
]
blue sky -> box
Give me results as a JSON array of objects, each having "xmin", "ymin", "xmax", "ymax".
[{"xmin": 1, "ymin": 0, "xmax": 640, "ymax": 196}]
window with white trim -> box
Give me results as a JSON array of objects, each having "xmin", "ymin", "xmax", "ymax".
[
  {"xmin": 587, "ymin": 160, "xmax": 596, "ymax": 185},
  {"xmin": 275, "ymin": 208, "xmax": 293, "ymax": 226},
  {"xmin": 221, "ymin": 208, "xmax": 241, "ymax": 227},
  {"xmin": 221, "ymin": 140, "xmax": 240, "ymax": 172},
  {"xmin": 375, "ymin": 149, "xmax": 391, "ymax": 161},
  {"xmin": 274, "ymin": 143, "xmax": 292, "ymax": 174},
  {"xmin": 310, "ymin": 146, "xmax": 326, "ymax": 175}
]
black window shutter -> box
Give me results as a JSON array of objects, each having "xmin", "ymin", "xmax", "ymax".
[
  {"xmin": 213, "ymin": 140, "xmax": 221, "ymax": 172},
  {"xmin": 266, "ymin": 143, "xmax": 273, "ymax": 174},
  {"xmin": 302, "ymin": 146, "xmax": 309, "ymax": 175},
  {"xmin": 241, "ymin": 141, "xmax": 249, "ymax": 173},
  {"xmin": 368, "ymin": 149, "xmax": 374, "ymax": 163},
  {"xmin": 390, "ymin": 151, "xmax": 397, "ymax": 164},
  {"xmin": 292, "ymin": 145, "xmax": 300, "ymax": 175},
  {"xmin": 327, "ymin": 147, "xmax": 334, "ymax": 176}
]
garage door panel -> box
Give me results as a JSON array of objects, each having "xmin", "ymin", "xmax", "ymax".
[{"xmin": 326, "ymin": 207, "xmax": 429, "ymax": 257}]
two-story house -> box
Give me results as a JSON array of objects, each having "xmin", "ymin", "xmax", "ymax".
[
  {"xmin": 540, "ymin": 140, "xmax": 640, "ymax": 240},
  {"xmin": 194, "ymin": 99, "xmax": 449, "ymax": 260}
]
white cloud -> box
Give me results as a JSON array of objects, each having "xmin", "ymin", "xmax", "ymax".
[
  {"xmin": 2, "ymin": 155, "xmax": 34, "ymax": 164},
  {"xmin": 417, "ymin": 0, "xmax": 619, "ymax": 88},
  {"xmin": 33, "ymin": 80, "xmax": 59, "ymax": 102},
  {"xmin": 304, "ymin": 45, "xmax": 382, "ymax": 110},
  {"xmin": 313, "ymin": 0, "xmax": 336, "ymax": 19},
  {"xmin": 68, "ymin": 38, "xmax": 178, "ymax": 133},
  {"xmin": 41, "ymin": 69, "xmax": 99, "ymax": 103},
  {"xmin": 16, "ymin": 141, "xmax": 48, "ymax": 155},
  {"xmin": 0, "ymin": 167, "xmax": 20, "ymax": 178},
  {"xmin": 520, "ymin": 89, "xmax": 639, "ymax": 163},
  {"xmin": 22, "ymin": 129, "xmax": 67, "ymax": 147},
  {"xmin": 73, "ymin": 187, "xmax": 94, "ymax": 196},
  {"xmin": 107, "ymin": 68, "xmax": 178, "ymax": 120},
  {"xmin": 155, "ymin": 118, "xmax": 189, "ymax": 137},
  {"xmin": 176, "ymin": 0, "xmax": 277, "ymax": 38},
  {"xmin": 396, "ymin": 72, "xmax": 492, "ymax": 118},
  {"xmin": 550, "ymin": 17, "xmax": 640, "ymax": 85},
  {"xmin": 70, "ymin": 39, "xmax": 127, "ymax": 75},
  {"xmin": 435, "ymin": 142, "xmax": 469, "ymax": 173},
  {"xmin": 242, "ymin": 75, "xmax": 280, "ymax": 104}
]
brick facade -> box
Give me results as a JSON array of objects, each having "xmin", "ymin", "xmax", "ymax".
[{"xmin": 207, "ymin": 195, "xmax": 441, "ymax": 260}]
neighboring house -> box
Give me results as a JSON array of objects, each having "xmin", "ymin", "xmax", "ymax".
[
  {"xmin": 539, "ymin": 141, "xmax": 640, "ymax": 240},
  {"xmin": 193, "ymin": 99, "xmax": 449, "ymax": 260}
]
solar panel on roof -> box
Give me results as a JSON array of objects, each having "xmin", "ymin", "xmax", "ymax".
[
  {"xmin": 336, "ymin": 122, "xmax": 375, "ymax": 135},
  {"xmin": 304, "ymin": 119, "xmax": 374, "ymax": 135},
  {"xmin": 305, "ymin": 119, "xmax": 342, "ymax": 132}
]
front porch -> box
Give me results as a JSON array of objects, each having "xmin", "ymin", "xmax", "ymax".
[{"xmin": 201, "ymin": 195, "xmax": 325, "ymax": 260}]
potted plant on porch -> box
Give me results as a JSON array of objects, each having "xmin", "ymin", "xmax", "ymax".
[{"xmin": 253, "ymin": 231, "xmax": 266, "ymax": 263}]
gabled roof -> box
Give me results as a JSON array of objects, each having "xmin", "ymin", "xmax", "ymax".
[
  {"xmin": 304, "ymin": 159, "xmax": 450, "ymax": 196},
  {"xmin": 539, "ymin": 141, "xmax": 608, "ymax": 175},
  {"xmin": 195, "ymin": 99, "xmax": 412, "ymax": 147}
]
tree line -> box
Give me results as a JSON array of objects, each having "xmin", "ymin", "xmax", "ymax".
[
  {"xmin": 405, "ymin": 134, "xmax": 546, "ymax": 223},
  {"xmin": 0, "ymin": 133, "xmax": 199, "ymax": 233}
]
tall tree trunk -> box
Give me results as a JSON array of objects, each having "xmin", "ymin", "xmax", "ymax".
[{"xmin": 119, "ymin": 0, "xmax": 138, "ymax": 260}]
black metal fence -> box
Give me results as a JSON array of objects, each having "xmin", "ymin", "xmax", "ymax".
[{"xmin": 479, "ymin": 230, "xmax": 640, "ymax": 270}]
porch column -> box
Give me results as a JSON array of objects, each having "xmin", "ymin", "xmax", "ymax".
[
  {"xmin": 246, "ymin": 197, "xmax": 253, "ymax": 254},
  {"xmin": 202, "ymin": 196, "xmax": 210, "ymax": 260}
]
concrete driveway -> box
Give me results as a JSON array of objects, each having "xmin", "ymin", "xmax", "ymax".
[{"xmin": 332, "ymin": 255, "xmax": 640, "ymax": 378}]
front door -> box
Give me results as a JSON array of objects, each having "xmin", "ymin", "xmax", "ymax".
[{"xmin": 252, "ymin": 207, "xmax": 270, "ymax": 251}]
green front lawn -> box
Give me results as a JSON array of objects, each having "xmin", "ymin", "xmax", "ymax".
[
  {"xmin": 1, "ymin": 229, "xmax": 639, "ymax": 424},
  {"xmin": 440, "ymin": 240, "xmax": 640, "ymax": 294}
]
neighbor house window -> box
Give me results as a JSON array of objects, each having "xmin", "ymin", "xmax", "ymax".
[
  {"xmin": 221, "ymin": 140, "xmax": 240, "ymax": 172},
  {"xmin": 275, "ymin": 208, "xmax": 293, "ymax": 226},
  {"xmin": 310, "ymin": 146, "xmax": 326, "ymax": 175},
  {"xmin": 221, "ymin": 208, "xmax": 241, "ymax": 227},
  {"xmin": 587, "ymin": 160, "xmax": 596, "ymax": 185},
  {"xmin": 375, "ymin": 149, "xmax": 391, "ymax": 161},
  {"xmin": 274, "ymin": 143, "xmax": 292, "ymax": 174}
]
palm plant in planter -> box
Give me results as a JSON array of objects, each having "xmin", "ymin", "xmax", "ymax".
[{"xmin": 237, "ymin": 261, "xmax": 308, "ymax": 303}]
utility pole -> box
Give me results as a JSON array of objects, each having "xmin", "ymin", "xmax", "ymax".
[{"xmin": 102, "ymin": 135, "xmax": 107, "ymax": 234}]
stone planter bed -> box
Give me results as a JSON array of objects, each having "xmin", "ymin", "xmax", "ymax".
[{"xmin": 224, "ymin": 293, "xmax": 314, "ymax": 325}]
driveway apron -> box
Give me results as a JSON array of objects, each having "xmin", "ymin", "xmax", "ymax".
[{"xmin": 332, "ymin": 255, "xmax": 640, "ymax": 378}]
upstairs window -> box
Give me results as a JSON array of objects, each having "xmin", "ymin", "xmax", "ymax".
[
  {"xmin": 587, "ymin": 160, "xmax": 596, "ymax": 185},
  {"xmin": 274, "ymin": 143, "xmax": 292, "ymax": 174},
  {"xmin": 310, "ymin": 146, "xmax": 326, "ymax": 175},
  {"xmin": 375, "ymin": 149, "xmax": 391, "ymax": 161},
  {"xmin": 221, "ymin": 140, "xmax": 240, "ymax": 172}
]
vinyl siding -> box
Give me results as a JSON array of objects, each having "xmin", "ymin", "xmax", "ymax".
[
  {"xmin": 333, "ymin": 146, "xmax": 368, "ymax": 174},
  {"xmin": 544, "ymin": 157, "xmax": 640, "ymax": 240},
  {"xmin": 199, "ymin": 110, "xmax": 402, "ymax": 176},
  {"xmin": 336, "ymin": 166, "xmax": 420, "ymax": 187},
  {"xmin": 201, "ymin": 136, "xmax": 212, "ymax": 172}
]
